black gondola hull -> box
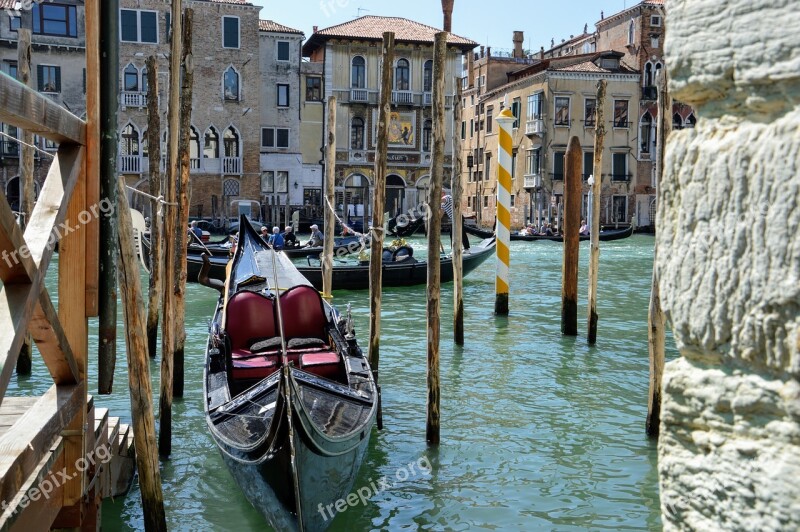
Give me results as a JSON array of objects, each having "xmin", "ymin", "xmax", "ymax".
[{"xmin": 509, "ymin": 226, "xmax": 633, "ymax": 242}]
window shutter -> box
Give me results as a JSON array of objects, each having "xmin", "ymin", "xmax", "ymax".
[
  {"xmin": 55, "ymin": 67, "xmax": 61, "ymax": 93},
  {"xmin": 37, "ymin": 65, "xmax": 44, "ymax": 91}
]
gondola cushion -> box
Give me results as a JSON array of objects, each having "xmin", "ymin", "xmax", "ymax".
[
  {"xmin": 279, "ymin": 285, "xmax": 328, "ymax": 341},
  {"xmin": 301, "ymin": 351, "xmax": 342, "ymax": 381},
  {"xmin": 231, "ymin": 355, "xmax": 279, "ymax": 380}
]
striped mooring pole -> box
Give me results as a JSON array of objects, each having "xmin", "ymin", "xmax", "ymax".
[{"xmin": 494, "ymin": 107, "xmax": 515, "ymax": 315}]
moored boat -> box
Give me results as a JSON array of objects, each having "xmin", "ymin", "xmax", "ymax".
[
  {"xmin": 510, "ymin": 225, "xmax": 633, "ymax": 242},
  {"xmin": 203, "ymin": 215, "xmax": 377, "ymax": 531}
]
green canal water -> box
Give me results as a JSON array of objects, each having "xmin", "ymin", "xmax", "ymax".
[{"xmin": 10, "ymin": 234, "xmax": 675, "ymax": 531}]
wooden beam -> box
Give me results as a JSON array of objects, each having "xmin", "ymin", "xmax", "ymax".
[
  {"xmin": 587, "ymin": 79, "xmax": 607, "ymax": 344},
  {"xmin": 0, "ymin": 191, "xmax": 37, "ymax": 284},
  {"xmin": 84, "ymin": 0, "xmax": 101, "ymax": 317},
  {"xmin": 29, "ymin": 289, "xmax": 80, "ymax": 385},
  {"xmin": 145, "ymin": 56, "xmax": 162, "ymax": 359},
  {"xmin": 0, "ymin": 73, "xmax": 85, "ymax": 145},
  {"xmin": 0, "ymin": 384, "xmax": 83, "ymax": 510},
  {"xmin": 561, "ymin": 136, "xmax": 582, "ymax": 336},
  {"xmin": 451, "ymin": 81, "xmax": 465, "ymax": 345},
  {"xmin": 322, "ymin": 95, "xmax": 336, "ymax": 298}
]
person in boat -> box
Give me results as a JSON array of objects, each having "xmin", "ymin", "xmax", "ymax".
[
  {"xmin": 189, "ymin": 220, "xmax": 203, "ymax": 241},
  {"xmin": 544, "ymin": 223, "xmax": 554, "ymax": 236},
  {"xmin": 283, "ymin": 225, "xmax": 298, "ymax": 248},
  {"xmin": 579, "ymin": 220, "xmax": 589, "ymax": 235},
  {"xmin": 441, "ymin": 193, "xmax": 470, "ymax": 250},
  {"xmin": 268, "ymin": 226, "xmax": 284, "ymax": 250},
  {"xmin": 260, "ymin": 226, "xmax": 270, "ymax": 242},
  {"xmin": 306, "ymin": 224, "xmax": 324, "ymax": 247}
]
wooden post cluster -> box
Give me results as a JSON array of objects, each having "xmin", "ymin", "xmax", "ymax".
[
  {"xmin": 159, "ymin": 0, "xmax": 183, "ymax": 457},
  {"xmin": 146, "ymin": 56, "xmax": 162, "ymax": 359},
  {"xmin": 561, "ymin": 136, "xmax": 582, "ymax": 336},
  {"xmin": 116, "ymin": 178, "xmax": 168, "ymax": 531},
  {"xmin": 98, "ymin": 0, "xmax": 120, "ymax": 395},
  {"xmin": 587, "ymin": 80, "xmax": 606, "ymax": 344},
  {"xmin": 15, "ymin": 26, "xmax": 33, "ymax": 375},
  {"xmin": 426, "ymin": 32, "xmax": 447, "ymax": 445},
  {"xmin": 174, "ymin": 9, "xmax": 194, "ymax": 398},
  {"xmin": 494, "ymin": 107, "xmax": 515, "ymax": 315},
  {"xmin": 322, "ymin": 96, "xmax": 336, "ymax": 299},
  {"xmin": 646, "ymin": 69, "xmax": 670, "ymax": 438},
  {"xmin": 368, "ymin": 32, "xmax": 394, "ymax": 431},
  {"xmin": 452, "ymin": 82, "xmax": 464, "ymax": 344}
]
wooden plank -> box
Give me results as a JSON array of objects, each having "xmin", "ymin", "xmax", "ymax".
[
  {"xmin": 0, "ymin": 384, "xmax": 83, "ymax": 510},
  {"xmin": 0, "ymin": 438, "xmax": 65, "ymax": 532},
  {"xmin": 28, "ymin": 289, "xmax": 79, "ymax": 385},
  {"xmin": 0, "ymin": 73, "xmax": 85, "ymax": 145},
  {"xmin": 84, "ymin": 0, "xmax": 101, "ymax": 317},
  {"xmin": 0, "ymin": 191, "xmax": 37, "ymax": 284}
]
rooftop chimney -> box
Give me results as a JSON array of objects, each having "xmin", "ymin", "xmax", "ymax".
[
  {"xmin": 313, "ymin": 25, "xmax": 318, "ymax": 33},
  {"xmin": 512, "ymin": 31, "xmax": 524, "ymax": 59},
  {"xmin": 487, "ymin": 46, "xmax": 491, "ymax": 57},
  {"xmin": 540, "ymin": 46, "xmax": 544, "ymax": 59},
  {"xmin": 480, "ymin": 45, "xmax": 485, "ymax": 58}
]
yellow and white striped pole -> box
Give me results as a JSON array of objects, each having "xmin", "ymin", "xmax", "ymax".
[{"xmin": 495, "ymin": 107, "xmax": 515, "ymax": 315}]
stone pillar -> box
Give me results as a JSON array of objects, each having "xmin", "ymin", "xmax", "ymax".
[{"xmin": 657, "ymin": 1, "xmax": 800, "ymax": 530}]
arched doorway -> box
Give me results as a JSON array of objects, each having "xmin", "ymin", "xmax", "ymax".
[{"xmin": 386, "ymin": 174, "xmax": 406, "ymax": 217}]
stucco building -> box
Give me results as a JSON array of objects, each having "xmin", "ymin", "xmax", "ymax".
[{"xmin": 301, "ymin": 16, "xmax": 477, "ymax": 225}]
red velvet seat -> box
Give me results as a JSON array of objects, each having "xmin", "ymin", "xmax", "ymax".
[
  {"xmin": 225, "ymin": 291, "xmax": 276, "ymax": 358},
  {"xmin": 279, "ymin": 285, "xmax": 328, "ymax": 341},
  {"xmin": 301, "ymin": 351, "xmax": 342, "ymax": 381},
  {"xmin": 231, "ymin": 355, "xmax": 279, "ymax": 380}
]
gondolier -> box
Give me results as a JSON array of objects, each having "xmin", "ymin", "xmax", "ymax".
[{"xmin": 441, "ymin": 193, "xmax": 470, "ymax": 250}]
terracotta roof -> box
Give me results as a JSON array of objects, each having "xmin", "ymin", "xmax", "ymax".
[
  {"xmin": 0, "ymin": 0, "xmax": 17, "ymax": 9},
  {"xmin": 303, "ymin": 16, "xmax": 477, "ymax": 55},
  {"xmin": 206, "ymin": 0, "xmax": 252, "ymax": 4},
  {"xmin": 259, "ymin": 20, "xmax": 303, "ymax": 35}
]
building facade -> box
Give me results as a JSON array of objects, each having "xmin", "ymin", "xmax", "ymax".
[
  {"xmin": 302, "ymin": 16, "xmax": 477, "ymax": 225},
  {"xmin": 0, "ymin": 0, "xmax": 86, "ymax": 210},
  {"xmin": 118, "ymin": 0, "xmax": 262, "ymax": 223}
]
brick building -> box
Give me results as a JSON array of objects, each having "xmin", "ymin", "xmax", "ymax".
[{"xmin": 302, "ymin": 16, "xmax": 476, "ymax": 224}]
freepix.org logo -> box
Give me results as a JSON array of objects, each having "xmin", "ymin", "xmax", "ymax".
[{"xmin": 4, "ymin": 0, "xmax": 53, "ymax": 18}]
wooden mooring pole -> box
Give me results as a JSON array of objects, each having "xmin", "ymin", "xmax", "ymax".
[
  {"xmin": 452, "ymin": 82, "xmax": 465, "ymax": 344},
  {"xmin": 426, "ymin": 32, "xmax": 447, "ymax": 445},
  {"xmin": 98, "ymin": 0, "xmax": 119, "ymax": 394},
  {"xmin": 160, "ymin": 0, "xmax": 183, "ymax": 457},
  {"xmin": 15, "ymin": 25, "xmax": 33, "ymax": 375},
  {"xmin": 369, "ymin": 32, "xmax": 394, "ymax": 431},
  {"xmin": 146, "ymin": 56, "xmax": 162, "ymax": 359},
  {"xmin": 117, "ymin": 178, "xmax": 168, "ymax": 531},
  {"xmin": 646, "ymin": 70, "xmax": 670, "ymax": 438},
  {"xmin": 494, "ymin": 107, "xmax": 515, "ymax": 315},
  {"xmin": 587, "ymin": 80, "xmax": 606, "ymax": 344},
  {"xmin": 561, "ymin": 136, "xmax": 582, "ymax": 336},
  {"xmin": 322, "ymin": 96, "xmax": 336, "ymax": 299},
  {"xmin": 174, "ymin": 9, "xmax": 194, "ymax": 398}
]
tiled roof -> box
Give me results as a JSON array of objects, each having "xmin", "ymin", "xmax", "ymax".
[
  {"xmin": 259, "ymin": 20, "xmax": 303, "ymax": 35},
  {"xmin": 303, "ymin": 16, "xmax": 477, "ymax": 55},
  {"xmin": 206, "ymin": 0, "xmax": 252, "ymax": 4},
  {"xmin": 0, "ymin": 0, "xmax": 17, "ymax": 9},
  {"xmin": 552, "ymin": 58, "xmax": 636, "ymax": 74}
]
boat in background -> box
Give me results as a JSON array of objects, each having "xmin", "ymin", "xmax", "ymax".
[
  {"xmin": 510, "ymin": 226, "xmax": 633, "ymax": 242},
  {"xmin": 204, "ymin": 215, "xmax": 377, "ymax": 531}
]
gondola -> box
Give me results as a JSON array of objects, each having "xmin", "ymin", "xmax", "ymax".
[
  {"xmin": 387, "ymin": 214, "xmax": 425, "ymax": 237},
  {"xmin": 203, "ymin": 215, "xmax": 377, "ymax": 531},
  {"xmin": 463, "ymin": 223, "xmax": 495, "ymax": 239},
  {"xmin": 189, "ymin": 237, "xmax": 497, "ymax": 289},
  {"xmin": 510, "ymin": 225, "xmax": 633, "ymax": 242}
]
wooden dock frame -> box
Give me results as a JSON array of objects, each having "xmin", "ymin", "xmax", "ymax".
[{"xmin": 0, "ymin": 1, "xmax": 136, "ymax": 528}]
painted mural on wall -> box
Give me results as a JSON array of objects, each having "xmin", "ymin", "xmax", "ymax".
[{"xmin": 374, "ymin": 111, "xmax": 416, "ymax": 147}]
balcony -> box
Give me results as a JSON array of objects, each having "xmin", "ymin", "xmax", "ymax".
[
  {"xmin": 525, "ymin": 119, "xmax": 544, "ymax": 135},
  {"xmin": 423, "ymin": 92, "xmax": 432, "ymax": 105},
  {"xmin": 190, "ymin": 158, "xmax": 201, "ymax": 172},
  {"xmin": 612, "ymin": 173, "xmax": 632, "ymax": 182},
  {"xmin": 121, "ymin": 91, "xmax": 147, "ymax": 108},
  {"xmin": 119, "ymin": 155, "xmax": 141, "ymax": 174},
  {"xmin": 523, "ymin": 174, "xmax": 542, "ymax": 189},
  {"xmin": 350, "ymin": 89, "xmax": 368, "ymax": 103},
  {"xmin": 392, "ymin": 90, "xmax": 413, "ymax": 105},
  {"xmin": 222, "ymin": 156, "xmax": 241, "ymax": 175},
  {"xmin": 642, "ymin": 86, "xmax": 658, "ymax": 100}
]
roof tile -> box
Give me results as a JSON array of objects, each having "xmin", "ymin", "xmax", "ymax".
[{"xmin": 259, "ymin": 19, "xmax": 303, "ymax": 35}]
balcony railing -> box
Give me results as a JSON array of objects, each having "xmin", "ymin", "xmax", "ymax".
[
  {"xmin": 611, "ymin": 173, "xmax": 632, "ymax": 182},
  {"xmin": 190, "ymin": 158, "xmax": 201, "ymax": 171},
  {"xmin": 423, "ymin": 92, "xmax": 432, "ymax": 105},
  {"xmin": 350, "ymin": 89, "xmax": 368, "ymax": 102},
  {"xmin": 392, "ymin": 90, "xmax": 413, "ymax": 105},
  {"xmin": 525, "ymin": 119, "xmax": 544, "ymax": 135},
  {"xmin": 523, "ymin": 174, "xmax": 541, "ymax": 189},
  {"xmin": 122, "ymin": 91, "xmax": 147, "ymax": 108},
  {"xmin": 222, "ymin": 156, "xmax": 242, "ymax": 175},
  {"xmin": 642, "ymin": 86, "xmax": 658, "ymax": 100},
  {"xmin": 119, "ymin": 155, "xmax": 141, "ymax": 174}
]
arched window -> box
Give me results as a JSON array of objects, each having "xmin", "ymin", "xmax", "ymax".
[
  {"xmin": 123, "ymin": 64, "xmax": 139, "ymax": 92},
  {"xmin": 189, "ymin": 126, "xmax": 200, "ymax": 168},
  {"xmin": 120, "ymin": 123, "xmax": 140, "ymax": 156},
  {"xmin": 673, "ymin": 113, "xmax": 683, "ymax": 130},
  {"xmin": 644, "ymin": 62, "xmax": 653, "ymax": 87},
  {"xmin": 686, "ymin": 113, "xmax": 696, "ymax": 128},
  {"xmin": 223, "ymin": 66, "xmax": 240, "ymax": 101},
  {"xmin": 628, "ymin": 19, "xmax": 635, "ymax": 45},
  {"xmin": 223, "ymin": 126, "xmax": 240, "ymax": 157},
  {"xmin": 395, "ymin": 59, "xmax": 410, "ymax": 91},
  {"xmin": 423, "ymin": 60, "xmax": 433, "ymax": 92},
  {"xmin": 350, "ymin": 117, "xmax": 364, "ymax": 150},
  {"xmin": 640, "ymin": 113, "xmax": 653, "ymax": 155},
  {"xmin": 223, "ymin": 178, "xmax": 240, "ymax": 197},
  {"xmin": 204, "ymin": 127, "xmax": 219, "ymax": 158},
  {"xmin": 422, "ymin": 119, "xmax": 432, "ymax": 152},
  {"xmin": 141, "ymin": 69, "xmax": 148, "ymax": 93},
  {"xmin": 351, "ymin": 56, "xmax": 365, "ymax": 89},
  {"xmin": 141, "ymin": 129, "xmax": 148, "ymax": 158}
]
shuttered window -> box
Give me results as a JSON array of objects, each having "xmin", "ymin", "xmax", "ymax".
[
  {"xmin": 37, "ymin": 65, "xmax": 61, "ymax": 93},
  {"xmin": 223, "ymin": 17, "xmax": 239, "ymax": 49}
]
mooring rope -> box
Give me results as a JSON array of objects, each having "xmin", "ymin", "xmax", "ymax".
[
  {"xmin": 0, "ymin": 130, "xmax": 55, "ymax": 159},
  {"xmin": 125, "ymin": 186, "xmax": 179, "ymax": 216}
]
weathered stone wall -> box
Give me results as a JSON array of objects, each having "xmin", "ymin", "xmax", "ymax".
[{"xmin": 657, "ymin": 0, "xmax": 800, "ymax": 529}]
